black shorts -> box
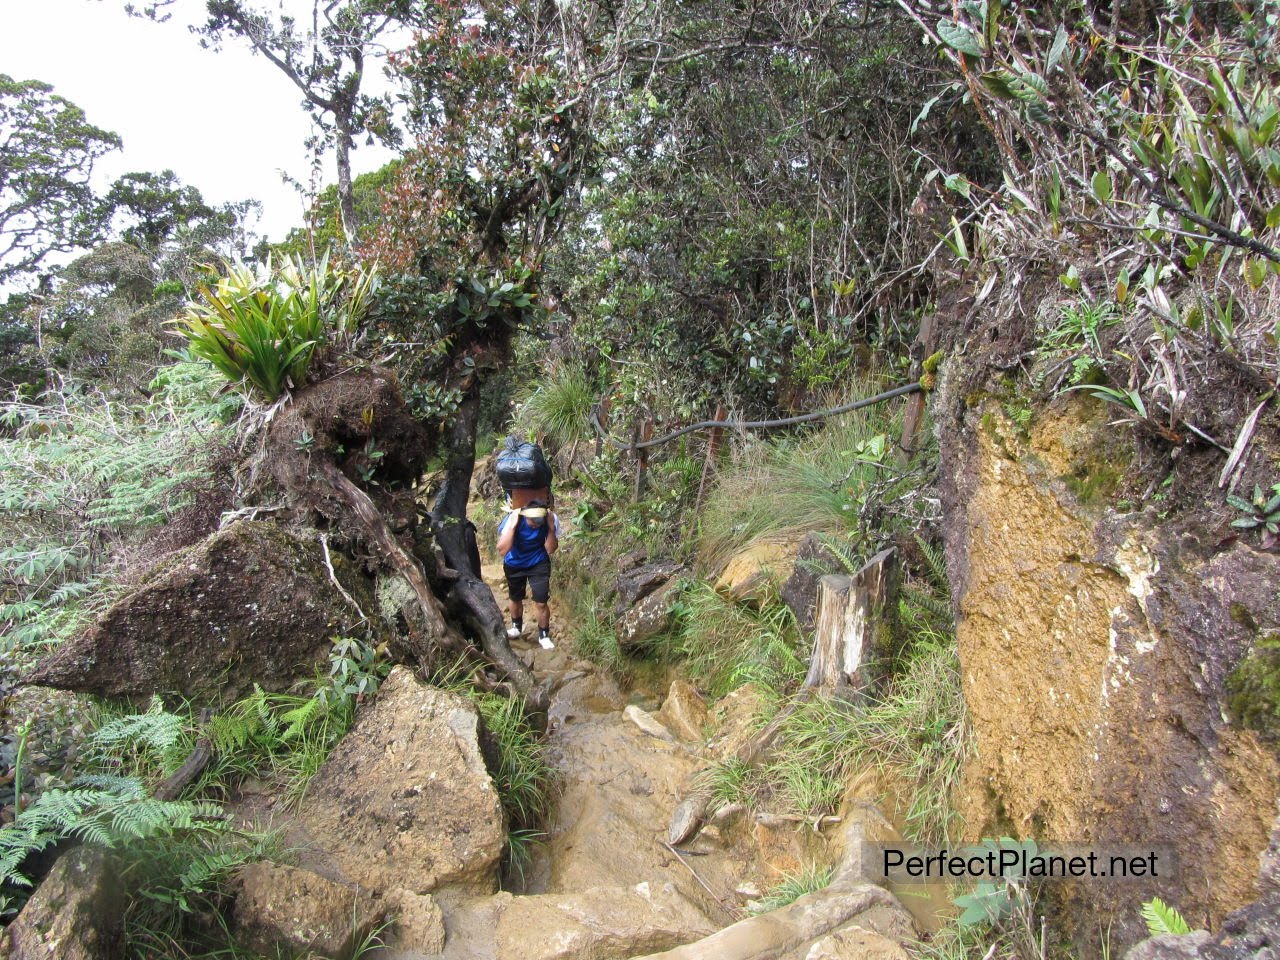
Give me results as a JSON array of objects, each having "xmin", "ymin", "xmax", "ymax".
[{"xmin": 505, "ymin": 559, "xmax": 551, "ymax": 603}]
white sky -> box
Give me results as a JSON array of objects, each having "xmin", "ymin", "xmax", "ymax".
[{"xmin": 0, "ymin": 0, "xmax": 397, "ymax": 246}]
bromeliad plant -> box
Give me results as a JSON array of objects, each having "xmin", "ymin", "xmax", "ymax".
[
  {"xmin": 1228, "ymin": 482, "xmax": 1280, "ymax": 548},
  {"xmin": 175, "ymin": 251, "xmax": 378, "ymax": 402}
]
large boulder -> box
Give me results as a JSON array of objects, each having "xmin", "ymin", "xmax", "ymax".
[
  {"xmin": 4, "ymin": 847, "xmax": 123, "ymax": 960},
  {"xmin": 714, "ymin": 536, "xmax": 804, "ymax": 607},
  {"xmin": 613, "ymin": 560, "xmax": 686, "ymax": 618},
  {"xmin": 27, "ymin": 521, "xmax": 376, "ymax": 701},
  {"xmin": 936, "ymin": 394, "xmax": 1280, "ymax": 950},
  {"xmin": 233, "ymin": 862, "xmax": 382, "ymax": 960},
  {"xmin": 295, "ymin": 667, "xmax": 506, "ymax": 897}
]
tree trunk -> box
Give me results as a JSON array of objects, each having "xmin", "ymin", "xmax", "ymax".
[
  {"xmin": 334, "ymin": 111, "xmax": 356, "ymax": 244},
  {"xmin": 431, "ymin": 383, "xmax": 545, "ymax": 711},
  {"xmin": 318, "ymin": 461, "xmax": 464, "ymax": 671}
]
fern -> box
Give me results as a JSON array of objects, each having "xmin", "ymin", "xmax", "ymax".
[
  {"xmin": 0, "ymin": 779, "xmax": 225, "ymax": 890},
  {"xmin": 0, "ymin": 362, "xmax": 238, "ymax": 653},
  {"xmin": 1142, "ymin": 897, "xmax": 1192, "ymax": 936}
]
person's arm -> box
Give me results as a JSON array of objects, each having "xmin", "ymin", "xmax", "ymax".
[
  {"xmin": 496, "ymin": 512, "xmax": 518, "ymax": 555},
  {"xmin": 544, "ymin": 512, "xmax": 560, "ymax": 555}
]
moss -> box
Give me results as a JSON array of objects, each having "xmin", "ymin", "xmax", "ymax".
[
  {"xmin": 1063, "ymin": 463, "xmax": 1123, "ymax": 505},
  {"xmin": 1230, "ymin": 602, "xmax": 1258, "ymax": 632},
  {"xmin": 1226, "ymin": 634, "xmax": 1280, "ymax": 740}
]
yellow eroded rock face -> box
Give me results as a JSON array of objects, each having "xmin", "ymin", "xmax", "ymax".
[
  {"xmin": 956, "ymin": 403, "xmax": 1126, "ymax": 843},
  {"xmin": 949, "ymin": 400, "xmax": 1280, "ymax": 940}
]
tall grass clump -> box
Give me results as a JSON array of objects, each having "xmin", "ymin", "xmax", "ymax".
[
  {"xmin": 675, "ymin": 582, "xmax": 806, "ymax": 699},
  {"xmin": 771, "ymin": 624, "xmax": 966, "ymax": 842},
  {"xmin": 515, "ymin": 361, "xmax": 595, "ymax": 448},
  {"xmin": 175, "ymin": 251, "xmax": 377, "ymax": 402},
  {"xmin": 566, "ymin": 589, "xmax": 628, "ymax": 678},
  {"xmin": 697, "ymin": 380, "xmax": 905, "ymax": 574},
  {"xmin": 750, "ymin": 864, "xmax": 834, "ymax": 914}
]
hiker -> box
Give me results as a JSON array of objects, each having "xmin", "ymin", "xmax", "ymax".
[{"xmin": 496, "ymin": 497, "xmax": 560, "ymax": 649}]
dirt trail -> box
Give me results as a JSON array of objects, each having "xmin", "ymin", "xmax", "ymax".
[{"xmin": 479, "ymin": 561, "xmax": 766, "ymax": 912}]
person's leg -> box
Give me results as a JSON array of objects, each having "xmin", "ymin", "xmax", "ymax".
[
  {"xmin": 505, "ymin": 566, "xmax": 527, "ymax": 638},
  {"xmin": 529, "ymin": 562, "xmax": 553, "ymax": 647},
  {"xmin": 532, "ymin": 601, "xmax": 550, "ymax": 630}
]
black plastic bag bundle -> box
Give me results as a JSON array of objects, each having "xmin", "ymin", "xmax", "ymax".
[{"xmin": 495, "ymin": 437, "xmax": 552, "ymax": 490}]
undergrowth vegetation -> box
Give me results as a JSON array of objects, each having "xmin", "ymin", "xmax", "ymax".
[
  {"xmin": 0, "ymin": 361, "xmax": 240, "ymax": 656},
  {"xmin": 0, "ymin": 636, "xmax": 386, "ymax": 946},
  {"xmin": 558, "ymin": 380, "xmax": 965, "ymax": 842}
]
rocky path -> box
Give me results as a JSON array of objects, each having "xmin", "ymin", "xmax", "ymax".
[
  {"xmin": 216, "ymin": 557, "xmax": 923, "ymax": 960},
  {"xmin": 395, "ymin": 567, "xmax": 920, "ymax": 960}
]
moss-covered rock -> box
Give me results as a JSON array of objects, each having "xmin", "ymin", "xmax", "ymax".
[
  {"xmin": 27, "ymin": 520, "xmax": 381, "ymax": 702},
  {"xmin": 1228, "ymin": 634, "xmax": 1280, "ymax": 740}
]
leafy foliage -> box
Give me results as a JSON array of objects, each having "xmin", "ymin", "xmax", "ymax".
[
  {"xmin": 1142, "ymin": 896, "xmax": 1193, "ymax": 936},
  {"xmin": 914, "ymin": 0, "xmax": 1279, "ymax": 477},
  {"xmin": 0, "ymin": 362, "xmax": 239, "ymax": 652},
  {"xmin": 175, "ymin": 252, "xmax": 377, "ymax": 401},
  {"xmin": 0, "ymin": 73, "xmax": 121, "ymax": 283}
]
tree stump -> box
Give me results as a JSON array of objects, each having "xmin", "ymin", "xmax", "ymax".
[{"xmin": 804, "ymin": 548, "xmax": 897, "ymax": 695}]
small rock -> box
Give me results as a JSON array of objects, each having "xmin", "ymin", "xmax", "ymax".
[
  {"xmin": 736, "ymin": 882, "xmax": 763, "ymax": 899},
  {"xmin": 625, "ymin": 705, "xmax": 676, "ymax": 742},
  {"xmin": 387, "ymin": 888, "xmax": 446, "ymax": 954},
  {"xmin": 233, "ymin": 862, "xmax": 381, "ymax": 960},
  {"xmin": 5, "ymin": 846, "xmax": 123, "ymax": 960}
]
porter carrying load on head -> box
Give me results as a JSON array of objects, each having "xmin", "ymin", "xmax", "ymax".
[{"xmin": 495, "ymin": 438, "xmax": 559, "ymax": 648}]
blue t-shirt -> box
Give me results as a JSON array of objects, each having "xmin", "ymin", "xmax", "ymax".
[{"xmin": 498, "ymin": 512, "xmax": 560, "ymax": 570}]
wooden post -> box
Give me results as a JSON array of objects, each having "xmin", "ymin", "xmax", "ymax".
[
  {"xmin": 899, "ymin": 312, "xmax": 936, "ymax": 457},
  {"xmin": 804, "ymin": 547, "xmax": 896, "ymax": 694},
  {"xmin": 592, "ymin": 397, "xmax": 611, "ymax": 459},
  {"xmin": 634, "ymin": 416, "xmax": 653, "ymax": 501},
  {"xmin": 694, "ymin": 405, "xmax": 727, "ymax": 511}
]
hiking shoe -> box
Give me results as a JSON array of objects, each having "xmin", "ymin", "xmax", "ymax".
[
  {"xmin": 538, "ymin": 630, "xmax": 555, "ymax": 650},
  {"xmin": 505, "ymin": 624, "xmax": 523, "ymax": 640}
]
